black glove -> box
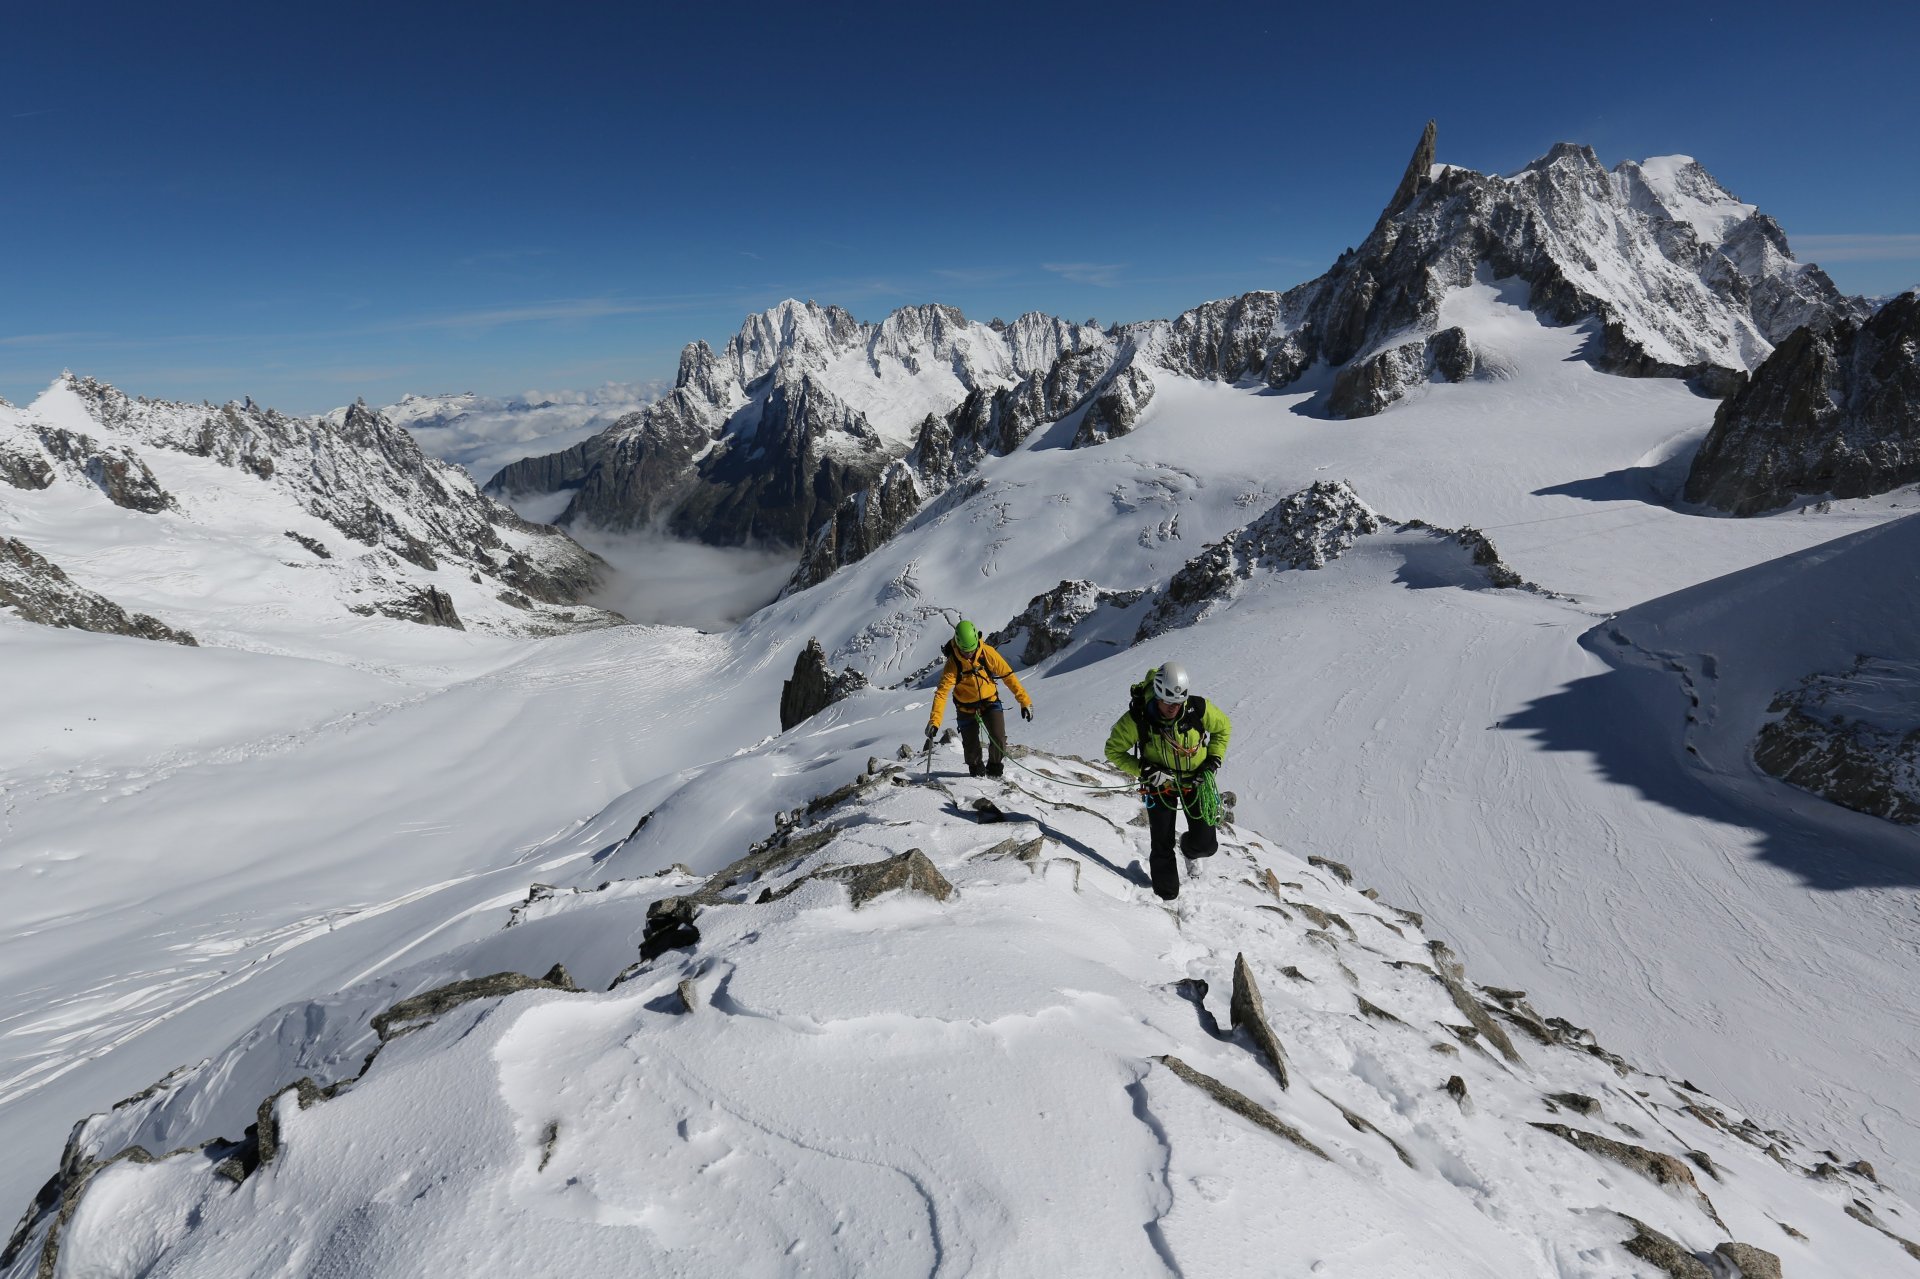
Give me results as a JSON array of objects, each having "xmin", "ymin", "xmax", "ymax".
[
  {"xmin": 1202, "ymin": 756, "xmax": 1221, "ymax": 773},
  {"xmin": 924, "ymin": 724, "xmax": 939, "ymax": 743},
  {"xmin": 1020, "ymin": 705, "xmax": 1033, "ymax": 722}
]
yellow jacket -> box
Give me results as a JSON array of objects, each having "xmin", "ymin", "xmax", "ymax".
[{"xmin": 929, "ymin": 641, "xmax": 1031, "ymax": 726}]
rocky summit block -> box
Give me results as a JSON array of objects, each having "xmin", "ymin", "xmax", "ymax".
[{"xmin": 1686, "ymin": 291, "xmax": 1920, "ymax": 514}]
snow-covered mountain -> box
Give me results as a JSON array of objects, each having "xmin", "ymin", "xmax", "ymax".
[
  {"xmin": 493, "ymin": 122, "xmax": 1867, "ymax": 596},
  {"xmin": 0, "ymin": 375, "xmax": 617, "ymax": 655},
  {"xmin": 486, "ymin": 303, "xmax": 1109, "ymax": 544},
  {"xmin": 6, "ymin": 127, "xmax": 1920, "ymax": 1278},
  {"xmin": 324, "ymin": 380, "xmax": 669, "ymax": 481}
]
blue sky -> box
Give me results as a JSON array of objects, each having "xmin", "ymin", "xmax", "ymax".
[{"xmin": 4, "ymin": 0, "xmax": 1916, "ymax": 414}]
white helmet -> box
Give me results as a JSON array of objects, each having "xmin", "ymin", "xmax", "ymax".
[{"xmin": 1152, "ymin": 663, "xmax": 1191, "ymax": 703}]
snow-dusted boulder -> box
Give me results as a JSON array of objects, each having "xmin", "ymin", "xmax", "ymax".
[
  {"xmin": 988, "ymin": 579, "xmax": 1146, "ymax": 666},
  {"xmin": 1136, "ymin": 480, "xmax": 1383, "ymax": 639}
]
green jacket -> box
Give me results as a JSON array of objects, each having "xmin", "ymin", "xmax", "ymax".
[{"xmin": 1104, "ymin": 696, "xmax": 1231, "ymax": 779}]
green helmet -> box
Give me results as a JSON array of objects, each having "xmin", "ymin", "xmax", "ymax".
[{"xmin": 954, "ymin": 620, "xmax": 980, "ymax": 652}]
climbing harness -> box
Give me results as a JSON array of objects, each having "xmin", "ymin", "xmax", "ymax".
[
  {"xmin": 961, "ymin": 708, "xmax": 1141, "ymax": 793},
  {"xmin": 1140, "ymin": 768, "xmax": 1224, "ymax": 825}
]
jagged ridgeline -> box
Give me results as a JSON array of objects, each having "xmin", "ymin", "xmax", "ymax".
[
  {"xmin": 8, "ymin": 754, "xmax": 1914, "ymax": 1275},
  {"xmin": 0, "ymin": 374, "xmax": 618, "ymax": 641},
  {"xmin": 488, "ymin": 121, "xmax": 1875, "ymax": 595}
]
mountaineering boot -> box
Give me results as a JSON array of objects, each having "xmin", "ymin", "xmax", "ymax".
[
  {"xmin": 969, "ymin": 763, "xmax": 986, "ymax": 778},
  {"xmin": 985, "ymin": 762, "xmax": 1004, "ymax": 778}
]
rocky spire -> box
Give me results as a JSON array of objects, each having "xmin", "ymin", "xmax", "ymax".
[{"xmin": 1380, "ymin": 119, "xmax": 1437, "ymax": 222}]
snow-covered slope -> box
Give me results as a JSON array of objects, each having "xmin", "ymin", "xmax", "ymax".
[
  {"xmin": 323, "ymin": 381, "xmax": 669, "ymax": 481},
  {"xmin": 0, "ymin": 376, "xmax": 617, "ymax": 657},
  {"xmin": 1594, "ymin": 511, "xmax": 1920, "ymax": 826},
  {"xmin": 11, "ymin": 752, "xmax": 1912, "ymax": 1277}
]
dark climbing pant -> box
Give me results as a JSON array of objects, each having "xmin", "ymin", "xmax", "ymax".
[
  {"xmin": 1146, "ymin": 782, "xmax": 1217, "ymax": 900},
  {"xmin": 958, "ymin": 700, "xmax": 1006, "ymax": 776}
]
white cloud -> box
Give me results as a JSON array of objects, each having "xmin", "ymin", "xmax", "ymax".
[{"xmin": 1041, "ymin": 262, "xmax": 1127, "ymax": 287}]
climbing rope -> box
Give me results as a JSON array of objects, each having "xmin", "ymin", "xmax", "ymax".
[
  {"xmin": 958, "ymin": 709, "xmax": 1138, "ymax": 791},
  {"xmin": 959, "ymin": 709, "xmax": 1225, "ymax": 820}
]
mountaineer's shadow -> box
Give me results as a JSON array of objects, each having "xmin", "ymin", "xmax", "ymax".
[{"xmin": 1503, "ymin": 660, "xmax": 1920, "ymax": 891}]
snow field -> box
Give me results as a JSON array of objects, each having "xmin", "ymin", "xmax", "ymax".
[{"xmin": 41, "ymin": 757, "xmax": 1916, "ymax": 1278}]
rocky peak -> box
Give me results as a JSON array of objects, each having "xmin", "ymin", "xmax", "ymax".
[
  {"xmin": 725, "ymin": 300, "xmax": 864, "ymax": 387},
  {"xmin": 1379, "ymin": 118, "xmax": 1436, "ymax": 221},
  {"xmin": 1611, "ymin": 155, "xmax": 1756, "ymax": 247},
  {"xmin": 1685, "ymin": 290, "xmax": 1920, "ymax": 514},
  {"xmin": 675, "ymin": 340, "xmax": 734, "ymax": 407}
]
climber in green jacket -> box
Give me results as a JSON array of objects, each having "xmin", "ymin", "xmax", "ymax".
[{"xmin": 1104, "ymin": 662, "xmax": 1231, "ymax": 901}]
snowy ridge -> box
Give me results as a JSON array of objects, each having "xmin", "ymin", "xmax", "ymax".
[
  {"xmin": 489, "ymin": 300, "xmax": 1111, "ymax": 546},
  {"xmin": 9, "ymin": 746, "xmax": 1915, "ymax": 1277},
  {"xmin": 324, "ymin": 381, "xmax": 669, "ymax": 481},
  {"xmin": 0, "ymin": 376, "xmax": 614, "ymax": 655}
]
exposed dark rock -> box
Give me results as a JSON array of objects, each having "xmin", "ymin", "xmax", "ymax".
[
  {"xmin": 1154, "ymin": 1055, "xmax": 1329, "ymax": 1160},
  {"xmin": 1316, "ymin": 1087, "xmax": 1416, "ymax": 1168},
  {"xmin": 1445, "ymin": 1075, "xmax": 1469, "ymax": 1105},
  {"xmin": 1686, "ymin": 292, "xmax": 1920, "ymax": 514},
  {"xmin": 788, "ymin": 459, "xmax": 926, "ymax": 593},
  {"xmin": 779, "ymin": 637, "xmax": 869, "ymax": 730},
  {"xmin": 1327, "ymin": 340, "xmax": 1429, "ymax": 419},
  {"xmin": 1754, "ymin": 657, "xmax": 1919, "ymax": 825},
  {"xmin": 1844, "ymin": 1201, "xmax": 1920, "ymax": 1261},
  {"xmin": 1356, "ymin": 995, "xmax": 1405, "ymax": 1024},
  {"xmin": 1546, "ymin": 1091, "xmax": 1601, "ymax": 1116},
  {"xmin": 640, "ymin": 896, "xmax": 703, "ymax": 961},
  {"xmin": 1535, "ymin": 1123, "xmax": 1725, "ymax": 1226},
  {"xmin": 1381, "ymin": 119, "xmax": 1437, "ymax": 221},
  {"xmin": 1308, "ymin": 855, "xmax": 1353, "ymax": 885},
  {"xmin": 283, "ymin": 530, "xmax": 331, "ymax": 559},
  {"xmin": 1137, "ymin": 481, "xmax": 1381, "ymax": 640},
  {"xmin": 369, "ymin": 966, "xmax": 579, "ymax": 1041},
  {"xmin": 1619, "ymin": 1215, "xmax": 1712, "ymax": 1279},
  {"xmin": 350, "ymin": 584, "xmax": 464, "ymax": 630},
  {"xmin": 30, "ymin": 425, "xmax": 175, "ymax": 512},
  {"xmin": 1229, "ymin": 954, "xmax": 1291, "ymax": 1090},
  {"xmin": 0, "ymin": 438, "xmax": 53, "ymax": 490},
  {"xmin": 1428, "ymin": 326, "xmax": 1476, "ymax": 382},
  {"xmin": 1070, "ymin": 361, "xmax": 1156, "ymax": 447},
  {"xmin": 1712, "ymin": 1241, "xmax": 1782, "ymax": 1279},
  {"xmin": 758, "ymin": 848, "xmax": 954, "ymax": 909},
  {"xmin": 0, "ymin": 537, "xmax": 198, "ymax": 645},
  {"xmin": 1428, "ymin": 940, "xmax": 1522, "ymax": 1065}
]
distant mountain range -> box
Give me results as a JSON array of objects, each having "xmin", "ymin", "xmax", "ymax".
[{"xmin": 482, "ymin": 122, "xmax": 1912, "ymax": 595}]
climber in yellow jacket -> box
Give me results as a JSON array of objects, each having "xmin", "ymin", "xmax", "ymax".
[
  {"xmin": 1104, "ymin": 662, "xmax": 1231, "ymax": 901},
  {"xmin": 925, "ymin": 620, "xmax": 1033, "ymax": 778}
]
